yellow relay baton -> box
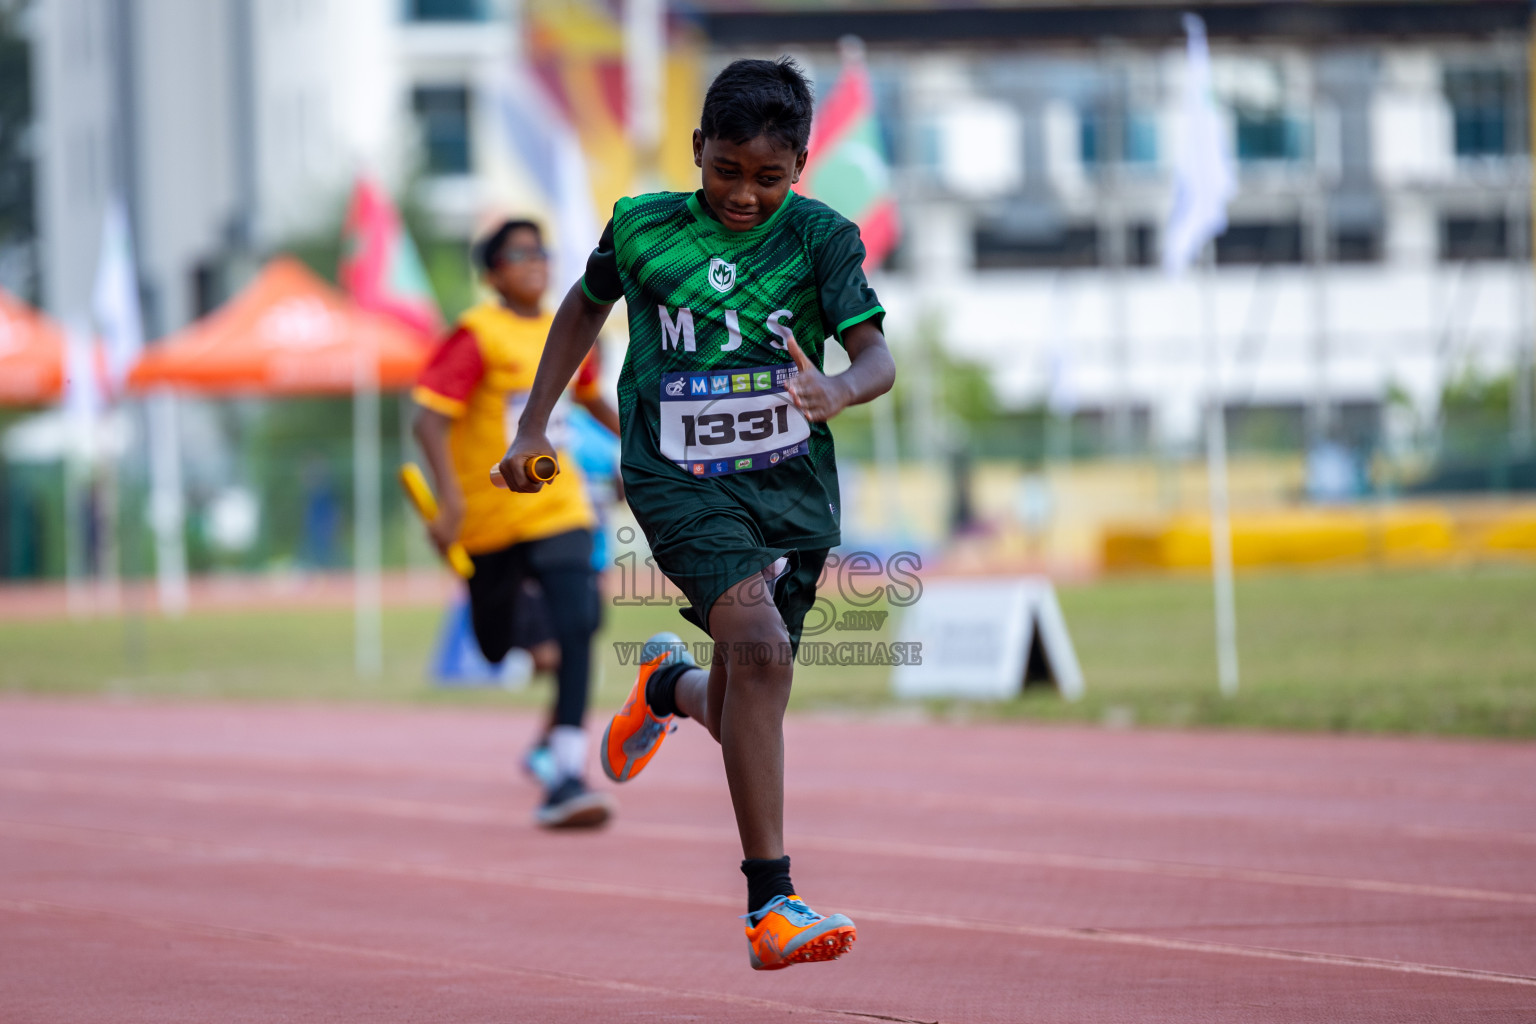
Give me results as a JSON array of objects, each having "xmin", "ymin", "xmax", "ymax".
[
  {"xmin": 398, "ymin": 463, "xmax": 475, "ymax": 579},
  {"xmin": 488, "ymin": 454, "xmax": 560, "ymax": 489}
]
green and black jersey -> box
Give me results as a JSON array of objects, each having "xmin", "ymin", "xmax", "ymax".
[{"xmin": 582, "ymin": 189, "xmax": 884, "ymax": 551}]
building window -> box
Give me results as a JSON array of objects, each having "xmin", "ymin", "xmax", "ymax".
[
  {"xmin": 1444, "ymin": 68, "xmax": 1511, "ymax": 158},
  {"xmin": 1129, "ymin": 224, "xmax": 1159, "ymax": 267},
  {"xmin": 1441, "ymin": 215, "xmax": 1509, "ymax": 261},
  {"xmin": 1079, "ymin": 110, "xmax": 1158, "ymax": 166},
  {"xmin": 1215, "ymin": 222, "xmax": 1304, "ymax": 265},
  {"xmin": 404, "ymin": 0, "xmax": 487, "ymax": 20},
  {"xmin": 412, "ymin": 85, "xmax": 472, "ymax": 175},
  {"xmin": 1235, "ymin": 112, "xmax": 1310, "ymax": 162},
  {"xmin": 1331, "ymin": 226, "xmax": 1381, "ymax": 264},
  {"xmin": 975, "ymin": 224, "xmax": 1099, "ymax": 270}
]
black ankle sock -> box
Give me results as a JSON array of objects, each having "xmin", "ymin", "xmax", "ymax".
[
  {"xmin": 742, "ymin": 856, "xmax": 794, "ymax": 917},
  {"xmin": 645, "ymin": 662, "xmax": 691, "ymax": 719}
]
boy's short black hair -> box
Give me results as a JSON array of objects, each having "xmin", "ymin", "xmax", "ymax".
[
  {"xmin": 700, "ymin": 57, "xmax": 814, "ymax": 153},
  {"xmin": 474, "ymin": 219, "xmax": 542, "ymax": 272}
]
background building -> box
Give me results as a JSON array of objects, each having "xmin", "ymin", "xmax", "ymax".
[
  {"xmin": 8, "ymin": 0, "xmax": 1536, "ymax": 579},
  {"xmin": 695, "ymin": 1, "xmax": 1534, "ymax": 462}
]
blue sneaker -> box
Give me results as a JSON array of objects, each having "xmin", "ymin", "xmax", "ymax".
[{"xmin": 522, "ymin": 742, "xmax": 559, "ymax": 789}]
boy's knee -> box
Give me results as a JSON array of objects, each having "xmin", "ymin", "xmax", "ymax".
[
  {"xmin": 530, "ymin": 639, "xmax": 560, "ymax": 674},
  {"xmin": 723, "ymin": 637, "xmax": 794, "ymax": 698}
]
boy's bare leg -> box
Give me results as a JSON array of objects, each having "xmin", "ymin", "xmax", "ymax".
[
  {"xmin": 672, "ymin": 575, "xmax": 791, "ymax": 861},
  {"xmin": 673, "ymin": 654, "xmax": 724, "ymax": 738}
]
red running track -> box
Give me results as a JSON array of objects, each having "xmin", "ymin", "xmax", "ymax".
[{"xmin": 1, "ymin": 698, "xmax": 1534, "ymax": 1023}]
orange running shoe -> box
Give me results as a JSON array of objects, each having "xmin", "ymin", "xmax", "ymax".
[
  {"xmin": 601, "ymin": 632, "xmax": 694, "ymax": 783},
  {"xmin": 744, "ymin": 895, "xmax": 857, "ymax": 971}
]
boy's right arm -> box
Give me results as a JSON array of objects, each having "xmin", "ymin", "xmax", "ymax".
[
  {"xmin": 412, "ymin": 408, "xmax": 464, "ymax": 555},
  {"xmin": 498, "ymin": 281, "xmax": 613, "ymax": 491},
  {"xmin": 411, "ymin": 326, "xmax": 484, "ymax": 551}
]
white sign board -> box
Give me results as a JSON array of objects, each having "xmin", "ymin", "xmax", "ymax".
[{"xmin": 891, "ymin": 576, "xmax": 1084, "ymax": 702}]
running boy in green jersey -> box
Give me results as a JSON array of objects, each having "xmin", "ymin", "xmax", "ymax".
[{"xmin": 499, "ymin": 57, "xmax": 895, "ymax": 970}]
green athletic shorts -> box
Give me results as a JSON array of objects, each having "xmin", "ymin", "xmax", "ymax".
[{"xmin": 637, "ymin": 502, "xmax": 829, "ymax": 650}]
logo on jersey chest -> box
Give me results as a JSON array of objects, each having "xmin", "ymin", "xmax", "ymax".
[{"xmin": 708, "ymin": 257, "xmax": 737, "ymax": 293}]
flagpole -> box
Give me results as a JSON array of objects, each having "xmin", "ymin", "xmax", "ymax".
[
  {"xmin": 872, "ymin": 366, "xmax": 902, "ymax": 536},
  {"xmin": 62, "ymin": 319, "xmax": 99, "ymax": 617},
  {"xmin": 1165, "ymin": 12, "xmax": 1238, "ymax": 696},
  {"xmin": 97, "ymin": 430, "xmax": 121, "ymax": 611},
  {"xmin": 147, "ymin": 390, "xmax": 188, "ymax": 616},
  {"xmin": 1202, "ymin": 244, "xmax": 1239, "ymax": 695},
  {"xmin": 63, "ymin": 443, "xmax": 87, "ymax": 618},
  {"xmin": 354, "ymin": 331, "xmax": 383, "ymax": 679}
]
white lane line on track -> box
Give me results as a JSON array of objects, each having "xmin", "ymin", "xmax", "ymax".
[
  {"xmin": 12, "ymin": 728, "xmax": 1536, "ymax": 809},
  {"xmin": 8, "ymin": 754, "xmax": 1536, "ymax": 850},
  {"xmin": 4, "ymin": 769, "xmax": 1534, "ymax": 907},
  {"xmin": 3, "ymin": 818, "xmax": 1535, "ymax": 990},
  {"xmin": 0, "ymin": 768, "xmax": 512, "ymax": 825},
  {"xmin": 0, "ymin": 896, "xmax": 873, "ymax": 1024}
]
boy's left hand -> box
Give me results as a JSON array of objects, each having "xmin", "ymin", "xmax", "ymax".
[{"xmin": 785, "ymin": 336, "xmax": 851, "ymax": 423}]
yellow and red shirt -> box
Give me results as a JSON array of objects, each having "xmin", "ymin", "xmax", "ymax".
[{"xmin": 412, "ymin": 302, "xmax": 599, "ymax": 555}]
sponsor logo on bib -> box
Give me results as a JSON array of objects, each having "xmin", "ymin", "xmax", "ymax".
[
  {"xmin": 708, "ymin": 257, "xmax": 737, "ymax": 293},
  {"xmin": 659, "ymin": 362, "xmax": 812, "ymax": 478}
]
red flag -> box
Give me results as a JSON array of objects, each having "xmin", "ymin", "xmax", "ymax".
[
  {"xmin": 340, "ymin": 178, "xmax": 442, "ymax": 342},
  {"xmin": 803, "ymin": 43, "xmax": 900, "ymax": 270}
]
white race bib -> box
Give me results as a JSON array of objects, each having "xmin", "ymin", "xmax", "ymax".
[{"xmin": 659, "ymin": 364, "xmax": 810, "ymax": 477}]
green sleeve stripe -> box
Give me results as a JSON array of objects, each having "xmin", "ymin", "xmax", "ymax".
[
  {"xmin": 835, "ymin": 306, "xmax": 884, "ymax": 339},
  {"xmin": 580, "ymin": 276, "xmax": 618, "ymax": 305}
]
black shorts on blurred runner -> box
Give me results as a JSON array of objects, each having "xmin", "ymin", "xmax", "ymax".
[{"xmin": 466, "ymin": 529, "xmax": 596, "ymax": 662}]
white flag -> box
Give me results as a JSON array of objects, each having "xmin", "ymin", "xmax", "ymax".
[
  {"xmin": 92, "ymin": 198, "xmax": 144, "ymax": 394},
  {"xmin": 1163, "ymin": 14, "xmax": 1235, "ymax": 274}
]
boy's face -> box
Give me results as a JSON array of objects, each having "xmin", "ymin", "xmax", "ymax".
[
  {"xmin": 693, "ymin": 130, "xmax": 807, "ymax": 231},
  {"xmin": 485, "ymin": 227, "xmax": 548, "ymax": 308}
]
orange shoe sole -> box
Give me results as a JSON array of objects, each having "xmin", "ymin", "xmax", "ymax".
[
  {"xmin": 601, "ymin": 653, "xmax": 671, "ymax": 783},
  {"xmin": 756, "ymin": 925, "xmax": 857, "ymax": 971}
]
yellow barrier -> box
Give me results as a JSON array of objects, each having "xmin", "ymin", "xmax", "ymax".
[
  {"xmin": 1102, "ymin": 504, "xmax": 1532, "ymax": 572},
  {"xmin": 1475, "ymin": 511, "xmax": 1536, "ymax": 555}
]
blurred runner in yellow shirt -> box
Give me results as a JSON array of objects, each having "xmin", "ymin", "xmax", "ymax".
[{"xmin": 412, "ymin": 218, "xmax": 621, "ymax": 829}]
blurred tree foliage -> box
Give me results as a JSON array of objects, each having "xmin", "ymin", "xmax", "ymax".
[
  {"xmin": 833, "ymin": 315, "xmax": 1036, "ymax": 462},
  {"xmin": 1406, "ymin": 366, "xmax": 1536, "ymax": 493},
  {"xmin": 1439, "ymin": 366, "xmax": 1514, "ymax": 456}
]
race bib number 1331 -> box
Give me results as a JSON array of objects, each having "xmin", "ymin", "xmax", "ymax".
[{"xmin": 659, "ymin": 363, "xmax": 810, "ymax": 477}]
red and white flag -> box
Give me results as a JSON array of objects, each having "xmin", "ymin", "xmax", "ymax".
[
  {"xmin": 340, "ymin": 178, "xmax": 442, "ymax": 341},
  {"xmin": 803, "ymin": 40, "xmax": 900, "ymax": 270}
]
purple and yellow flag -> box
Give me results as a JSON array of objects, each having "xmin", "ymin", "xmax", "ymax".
[{"xmin": 523, "ymin": 0, "xmax": 701, "ymax": 214}]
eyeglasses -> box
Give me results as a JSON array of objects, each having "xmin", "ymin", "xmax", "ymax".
[{"xmin": 499, "ymin": 247, "xmax": 549, "ymax": 265}]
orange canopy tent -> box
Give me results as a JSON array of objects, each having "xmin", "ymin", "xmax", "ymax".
[
  {"xmin": 127, "ymin": 256, "xmax": 435, "ymax": 676},
  {"xmin": 128, "ymin": 257, "xmax": 428, "ymax": 395},
  {"xmin": 0, "ymin": 288, "xmax": 66, "ymax": 406}
]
